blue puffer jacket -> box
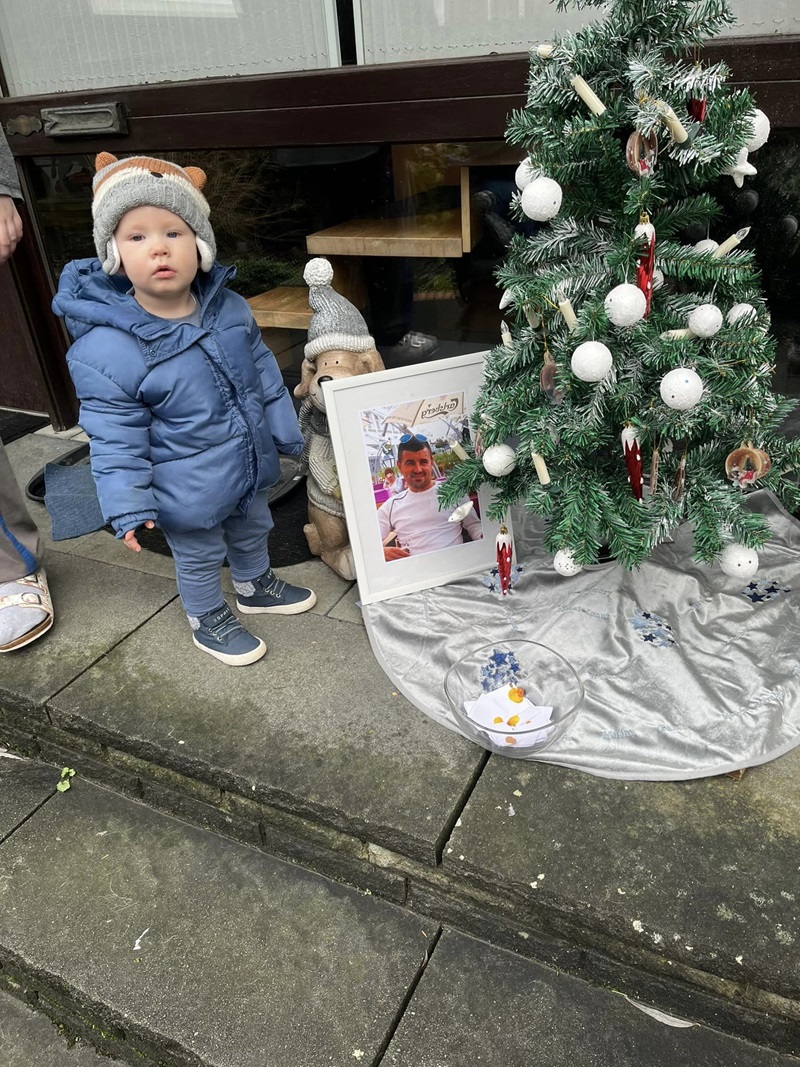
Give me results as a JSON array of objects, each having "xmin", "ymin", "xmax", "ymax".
[{"xmin": 52, "ymin": 259, "xmax": 304, "ymax": 536}]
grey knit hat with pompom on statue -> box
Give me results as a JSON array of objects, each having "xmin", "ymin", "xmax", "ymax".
[{"xmin": 304, "ymin": 258, "xmax": 375, "ymax": 360}]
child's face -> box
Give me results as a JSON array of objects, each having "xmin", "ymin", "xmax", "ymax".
[{"xmin": 115, "ymin": 205, "xmax": 199, "ymax": 304}]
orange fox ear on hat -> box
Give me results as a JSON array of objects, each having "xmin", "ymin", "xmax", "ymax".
[{"xmin": 91, "ymin": 152, "xmax": 217, "ymax": 276}]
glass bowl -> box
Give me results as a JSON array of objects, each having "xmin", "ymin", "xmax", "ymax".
[{"xmin": 443, "ymin": 639, "xmax": 584, "ymax": 758}]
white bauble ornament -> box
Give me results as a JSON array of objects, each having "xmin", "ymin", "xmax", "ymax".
[
  {"xmin": 651, "ymin": 268, "xmax": 665, "ymax": 291},
  {"xmin": 687, "ymin": 303, "xmax": 723, "ymax": 338},
  {"xmin": 520, "ymin": 176, "xmax": 563, "ymax": 222},
  {"xmin": 553, "ymin": 549, "xmax": 583, "ymax": 577},
  {"xmin": 719, "ymin": 544, "xmax": 759, "ymax": 578},
  {"xmin": 571, "ymin": 341, "xmax": 613, "ymax": 382},
  {"xmin": 482, "ymin": 444, "xmax": 517, "ymax": 477},
  {"xmin": 604, "ymin": 283, "xmax": 647, "ymax": 327},
  {"xmin": 660, "ymin": 368, "xmax": 704, "ymax": 410},
  {"xmin": 515, "ymin": 159, "xmax": 538, "ymax": 191},
  {"xmin": 744, "ymin": 109, "xmax": 770, "ymax": 153},
  {"xmin": 694, "ymin": 239, "xmax": 719, "ymax": 255},
  {"xmin": 727, "ymin": 302, "xmax": 757, "ymax": 326}
]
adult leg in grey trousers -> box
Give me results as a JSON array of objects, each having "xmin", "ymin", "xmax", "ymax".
[{"xmin": 0, "ymin": 439, "xmax": 53, "ymax": 650}]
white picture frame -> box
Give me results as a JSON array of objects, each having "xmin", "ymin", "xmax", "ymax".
[{"xmin": 324, "ymin": 350, "xmax": 507, "ymax": 605}]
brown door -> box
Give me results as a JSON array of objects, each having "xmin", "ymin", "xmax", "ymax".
[{"xmin": 0, "ymin": 261, "xmax": 50, "ymax": 411}]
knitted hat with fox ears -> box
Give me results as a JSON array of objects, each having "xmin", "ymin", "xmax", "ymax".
[{"xmin": 91, "ymin": 152, "xmax": 216, "ymax": 275}]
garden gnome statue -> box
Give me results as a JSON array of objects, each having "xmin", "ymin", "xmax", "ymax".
[{"xmin": 294, "ymin": 259, "xmax": 384, "ymax": 580}]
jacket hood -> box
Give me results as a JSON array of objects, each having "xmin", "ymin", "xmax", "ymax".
[{"xmin": 52, "ymin": 258, "xmax": 235, "ymax": 345}]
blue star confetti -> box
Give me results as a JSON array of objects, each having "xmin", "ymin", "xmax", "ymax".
[
  {"xmin": 628, "ymin": 608, "xmax": 675, "ymax": 648},
  {"xmin": 482, "ymin": 564, "xmax": 523, "ymax": 594},
  {"xmin": 480, "ymin": 648, "xmax": 524, "ymax": 692},
  {"xmin": 741, "ymin": 578, "xmax": 790, "ymax": 604}
]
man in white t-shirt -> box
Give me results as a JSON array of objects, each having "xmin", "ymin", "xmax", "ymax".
[{"xmin": 377, "ymin": 435, "xmax": 483, "ymax": 561}]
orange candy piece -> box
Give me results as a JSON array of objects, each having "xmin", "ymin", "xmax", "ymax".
[
  {"xmin": 505, "ymin": 736, "xmax": 518, "ymax": 745},
  {"xmin": 507, "ymin": 715, "xmax": 520, "ymax": 727},
  {"xmin": 508, "ymin": 687, "xmax": 524, "ymax": 703}
]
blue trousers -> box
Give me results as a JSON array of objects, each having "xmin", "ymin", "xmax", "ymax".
[{"xmin": 163, "ymin": 490, "xmax": 273, "ymax": 618}]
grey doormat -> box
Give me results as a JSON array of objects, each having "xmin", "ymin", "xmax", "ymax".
[
  {"xmin": 363, "ymin": 491, "xmax": 800, "ymax": 780},
  {"xmin": 0, "ymin": 410, "xmax": 48, "ymax": 445}
]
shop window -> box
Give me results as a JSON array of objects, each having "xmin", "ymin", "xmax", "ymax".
[
  {"xmin": 353, "ymin": 0, "xmax": 797, "ymax": 66},
  {"xmin": 26, "ymin": 136, "xmax": 800, "ymax": 397},
  {"xmin": 0, "ymin": 0, "xmax": 339, "ymax": 95}
]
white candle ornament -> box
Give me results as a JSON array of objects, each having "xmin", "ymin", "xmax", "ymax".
[
  {"xmin": 553, "ymin": 548, "xmax": 583, "ymax": 577},
  {"xmin": 660, "ymin": 367, "xmax": 704, "ymax": 410},
  {"xmin": 661, "ymin": 103, "xmax": 689, "ymax": 144},
  {"xmin": 520, "ymin": 175, "xmax": 563, "ymax": 221},
  {"xmin": 687, "ymin": 303, "xmax": 723, "ymax": 338},
  {"xmin": 501, "ymin": 321, "xmax": 513, "ymax": 348},
  {"xmin": 712, "ymin": 227, "xmax": 750, "ymax": 258},
  {"xmin": 482, "ymin": 443, "xmax": 517, "ymax": 477},
  {"xmin": 557, "ymin": 289, "xmax": 579, "ymax": 332},
  {"xmin": 719, "ymin": 544, "xmax": 759, "ymax": 578},
  {"xmin": 450, "ymin": 441, "xmax": 469, "ymax": 461},
  {"xmin": 570, "ymin": 75, "xmax": 607, "ymax": 116},
  {"xmin": 571, "ymin": 341, "xmax": 613, "ymax": 382},
  {"xmin": 744, "ymin": 109, "xmax": 770, "ymax": 153},
  {"xmin": 660, "ymin": 328, "xmax": 694, "ymax": 340},
  {"xmin": 531, "ymin": 450, "xmax": 551, "ymax": 485},
  {"xmin": 604, "ymin": 283, "xmax": 647, "ymax": 327},
  {"xmin": 536, "ymin": 42, "xmax": 554, "ymax": 59}
]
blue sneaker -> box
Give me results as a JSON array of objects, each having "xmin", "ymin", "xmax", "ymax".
[
  {"xmin": 236, "ymin": 568, "xmax": 317, "ymax": 615},
  {"xmin": 192, "ymin": 604, "xmax": 266, "ymax": 666}
]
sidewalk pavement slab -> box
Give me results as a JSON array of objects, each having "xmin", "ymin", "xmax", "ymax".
[
  {"xmin": 0, "ymin": 552, "xmax": 177, "ymax": 719},
  {"xmin": 0, "ymin": 778, "xmax": 431, "ymax": 1067},
  {"xmin": 0, "ymin": 989, "xmax": 117, "ymax": 1067},
  {"xmin": 47, "ymin": 599, "xmax": 481, "ymax": 863},
  {"xmin": 0, "ymin": 756, "xmax": 58, "ymax": 840},
  {"xmin": 444, "ymin": 755, "xmax": 800, "ymax": 1007},
  {"xmin": 382, "ymin": 928, "xmax": 800, "ymax": 1067}
]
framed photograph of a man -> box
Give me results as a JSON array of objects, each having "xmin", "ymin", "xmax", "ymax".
[{"xmin": 324, "ymin": 351, "xmax": 506, "ymax": 604}]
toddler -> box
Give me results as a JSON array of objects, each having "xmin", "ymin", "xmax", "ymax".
[{"xmin": 52, "ymin": 152, "xmax": 316, "ymax": 666}]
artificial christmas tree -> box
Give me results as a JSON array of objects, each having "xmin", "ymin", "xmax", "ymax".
[{"xmin": 441, "ymin": 0, "xmax": 800, "ymax": 575}]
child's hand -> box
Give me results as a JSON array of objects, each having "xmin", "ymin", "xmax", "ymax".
[{"xmin": 123, "ymin": 521, "xmax": 155, "ymax": 552}]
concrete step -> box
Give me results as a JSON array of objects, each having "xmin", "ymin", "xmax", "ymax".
[
  {"xmin": 1, "ymin": 756, "xmax": 798, "ymax": 1067},
  {"xmin": 2, "ymin": 433, "xmax": 799, "ymax": 1055}
]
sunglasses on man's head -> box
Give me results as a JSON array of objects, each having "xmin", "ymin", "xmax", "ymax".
[{"xmin": 399, "ymin": 433, "xmax": 428, "ymax": 443}]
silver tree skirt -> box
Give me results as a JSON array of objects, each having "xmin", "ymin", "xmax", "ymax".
[{"xmin": 362, "ymin": 491, "xmax": 800, "ymax": 780}]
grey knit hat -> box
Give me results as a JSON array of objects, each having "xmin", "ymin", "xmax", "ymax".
[
  {"xmin": 91, "ymin": 152, "xmax": 216, "ymax": 275},
  {"xmin": 304, "ymin": 258, "xmax": 375, "ymax": 359}
]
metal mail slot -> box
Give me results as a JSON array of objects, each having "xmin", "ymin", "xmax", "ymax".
[{"xmin": 40, "ymin": 102, "xmax": 127, "ymax": 138}]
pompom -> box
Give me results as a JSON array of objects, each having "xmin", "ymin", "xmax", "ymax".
[
  {"xmin": 520, "ymin": 176, "xmax": 563, "ymax": 222},
  {"xmin": 553, "ymin": 549, "xmax": 582, "ymax": 577},
  {"xmin": 304, "ymin": 258, "xmax": 334, "ymax": 287},
  {"xmin": 687, "ymin": 303, "xmax": 723, "ymax": 338},
  {"xmin": 660, "ymin": 368, "xmax": 704, "ymax": 410},
  {"xmin": 604, "ymin": 283, "xmax": 647, "ymax": 327},
  {"xmin": 727, "ymin": 303, "xmax": 757, "ymax": 326},
  {"xmin": 719, "ymin": 544, "xmax": 759, "ymax": 578},
  {"xmin": 571, "ymin": 341, "xmax": 613, "ymax": 383},
  {"xmin": 744, "ymin": 109, "xmax": 770, "ymax": 153},
  {"xmin": 482, "ymin": 444, "xmax": 517, "ymax": 477}
]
